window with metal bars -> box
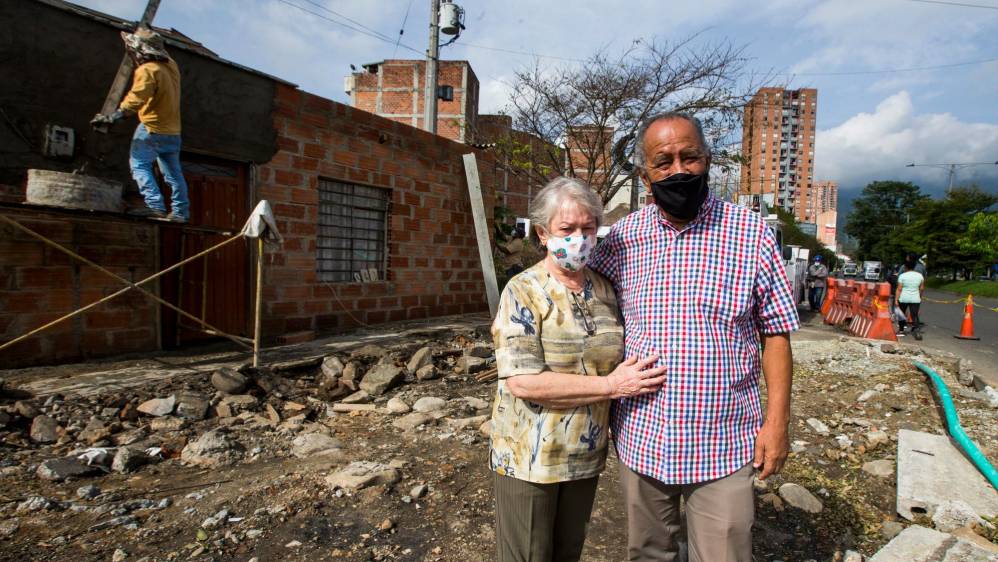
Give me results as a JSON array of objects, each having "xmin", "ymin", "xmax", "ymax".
[{"xmin": 316, "ymin": 179, "xmax": 389, "ymax": 283}]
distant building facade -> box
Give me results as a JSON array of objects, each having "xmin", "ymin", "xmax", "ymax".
[
  {"xmin": 740, "ymin": 87, "xmax": 817, "ymax": 222},
  {"xmin": 346, "ymin": 59, "xmax": 480, "ymax": 144}
]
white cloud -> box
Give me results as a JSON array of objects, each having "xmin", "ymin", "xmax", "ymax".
[{"xmin": 815, "ymin": 91, "xmax": 998, "ymax": 191}]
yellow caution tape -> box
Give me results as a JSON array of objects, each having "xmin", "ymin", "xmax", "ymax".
[{"xmin": 923, "ymin": 297, "xmax": 967, "ymax": 304}]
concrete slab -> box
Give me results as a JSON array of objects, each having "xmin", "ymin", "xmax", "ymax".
[
  {"xmin": 869, "ymin": 526, "xmax": 998, "ymax": 562},
  {"xmin": 897, "ymin": 429, "xmax": 998, "ymax": 520},
  {"xmin": 869, "ymin": 525, "xmax": 998, "ymax": 562}
]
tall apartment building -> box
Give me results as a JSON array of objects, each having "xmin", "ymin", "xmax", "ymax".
[
  {"xmin": 740, "ymin": 87, "xmax": 817, "ymax": 222},
  {"xmin": 345, "ymin": 59, "xmax": 479, "ymax": 143},
  {"xmin": 805, "ymin": 179, "xmax": 838, "ymax": 219}
]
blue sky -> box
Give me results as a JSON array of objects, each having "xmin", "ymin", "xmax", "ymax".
[{"xmin": 75, "ymin": 0, "xmax": 998, "ymax": 200}]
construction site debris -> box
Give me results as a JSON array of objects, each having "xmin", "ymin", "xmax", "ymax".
[
  {"xmin": 1, "ymin": 325, "xmax": 995, "ymax": 560},
  {"xmin": 896, "ymin": 429, "xmax": 998, "ymax": 521}
]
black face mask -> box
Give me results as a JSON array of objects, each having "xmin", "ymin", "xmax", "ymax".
[{"xmin": 650, "ymin": 172, "xmax": 710, "ymax": 221}]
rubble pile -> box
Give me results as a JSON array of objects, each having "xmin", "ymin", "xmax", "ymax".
[{"xmin": 0, "ymin": 327, "xmax": 995, "ymax": 561}]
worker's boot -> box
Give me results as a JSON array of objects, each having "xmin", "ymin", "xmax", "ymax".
[{"xmin": 127, "ymin": 207, "xmax": 166, "ymax": 219}]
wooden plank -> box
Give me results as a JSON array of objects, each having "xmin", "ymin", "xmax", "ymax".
[
  {"xmin": 95, "ymin": 0, "xmax": 162, "ymax": 128},
  {"xmin": 462, "ymin": 153, "xmax": 500, "ymax": 318}
]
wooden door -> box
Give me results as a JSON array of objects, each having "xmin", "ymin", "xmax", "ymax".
[{"xmin": 159, "ymin": 155, "xmax": 250, "ymax": 347}]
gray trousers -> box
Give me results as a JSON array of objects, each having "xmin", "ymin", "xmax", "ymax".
[
  {"xmin": 619, "ymin": 462, "xmax": 755, "ymax": 562},
  {"xmin": 494, "ymin": 472, "xmax": 600, "ymax": 562}
]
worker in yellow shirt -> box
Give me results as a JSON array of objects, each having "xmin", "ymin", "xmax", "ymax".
[{"xmin": 92, "ymin": 28, "xmax": 188, "ymax": 223}]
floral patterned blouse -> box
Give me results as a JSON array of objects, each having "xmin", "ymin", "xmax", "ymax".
[{"xmin": 489, "ymin": 261, "xmax": 625, "ymax": 484}]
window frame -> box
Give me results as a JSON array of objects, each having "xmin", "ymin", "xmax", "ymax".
[{"xmin": 316, "ymin": 178, "xmax": 391, "ymax": 284}]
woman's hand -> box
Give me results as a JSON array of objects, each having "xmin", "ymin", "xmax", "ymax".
[{"xmin": 605, "ymin": 355, "xmax": 667, "ymax": 399}]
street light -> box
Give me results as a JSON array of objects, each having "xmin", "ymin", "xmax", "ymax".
[{"xmin": 905, "ymin": 161, "xmax": 998, "ymax": 190}]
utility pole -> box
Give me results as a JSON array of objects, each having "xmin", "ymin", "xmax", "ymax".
[
  {"xmin": 423, "ymin": 0, "xmax": 441, "ymax": 134},
  {"xmin": 94, "ymin": 0, "xmax": 161, "ymax": 133},
  {"xmin": 906, "ymin": 161, "xmax": 998, "ymax": 191}
]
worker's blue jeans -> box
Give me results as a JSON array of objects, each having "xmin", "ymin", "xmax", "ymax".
[{"xmin": 129, "ymin": 124, "xmax": 189, "ymax": 219}]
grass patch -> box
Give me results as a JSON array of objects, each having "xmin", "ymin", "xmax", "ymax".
[{"xmin": 926, "ymin": 279, "xmax": 998, "ymax": 298}]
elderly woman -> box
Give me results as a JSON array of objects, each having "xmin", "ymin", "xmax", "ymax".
[{"xmin": 490, "ymin": 177, "xmax": 666, "ymax": 561}]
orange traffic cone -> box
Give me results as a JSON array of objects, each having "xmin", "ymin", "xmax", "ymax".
[{"xmin": 954, "ymin": 294, "xmax": 980, "ymax": 341}]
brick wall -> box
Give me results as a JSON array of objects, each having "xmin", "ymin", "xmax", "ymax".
[
  {"xmin": 257, "ymin": 84, "xmax": 497, "ymax": 337},
  {"xmin": 349, "ymin": 60, "xmax": 478, "ymax": 143},
  {"xmin": 1, "ymin": 83, "xmax": 504, "ymax": 366},
  {"xmin": 0, "ymin": 210, "xmax": 158, "ymax": 367}
]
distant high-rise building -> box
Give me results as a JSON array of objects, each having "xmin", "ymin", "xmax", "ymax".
[
  {"xmin": 740, "ymin": 87, "xmax": 817, "ymax": 222},
  {"xmin": 806, "ymin": 180, "xmax": 838, "ymax": 218}
]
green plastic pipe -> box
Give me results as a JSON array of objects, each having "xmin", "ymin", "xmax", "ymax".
[{"xmin": 913, "ymin": 361, "xmax": 998, "ymax": 491}]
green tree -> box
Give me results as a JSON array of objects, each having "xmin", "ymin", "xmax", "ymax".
[
  {"xmin": 906, "ymin": 186, "xmax": 998, "ymax": 279},
  {"xmin": 844, "ymin": 181, "xmax": 927, "ymax": 264},
  {"xmin": 958, "ymin": 212, "xmax": 998, "ymax": 264}
]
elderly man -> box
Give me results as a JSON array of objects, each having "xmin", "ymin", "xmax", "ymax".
[{"xmin": 589, "ymin": 112, "xmax": 799, "ymax": 561}]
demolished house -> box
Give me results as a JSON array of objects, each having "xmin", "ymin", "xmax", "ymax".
[{"xmin": 0, "ymin": 0, "xmax": 545, "ymax": 368}]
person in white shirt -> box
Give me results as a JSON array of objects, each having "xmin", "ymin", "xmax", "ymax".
[{"xmin": 896, "ymin": 258, "xmax": 925, "ymax": 340}]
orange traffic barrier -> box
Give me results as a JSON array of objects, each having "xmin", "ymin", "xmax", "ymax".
[
  {"xmin": 848, "ymin": 282, "xmax": 873, "ymax": 337},
  {"xmin": 820, "ymin": 279, "xmax": 836, "ymax": 316},
  {"xmin": 865, "ymin": 283, "xmax": 898, "ymax": 341},
  {"xmin": 954, "ymin": 294, "xmax": 980, "ymax": 341},
  {"xmin": 845, "ymin": 282, "xmax": 896, "ymax": 341},
  {"xmin": 825, "ymin": 279, "xmax": 855, "ymax": 325}
]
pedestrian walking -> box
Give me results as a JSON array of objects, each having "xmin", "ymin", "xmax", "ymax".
[
  {"xmin": 896, "ymin": 257, "xmax": 925, "ymax": 340},
  {"xmin": 807, "ymin": 255, "xmax": 829, "ymax": 311}
]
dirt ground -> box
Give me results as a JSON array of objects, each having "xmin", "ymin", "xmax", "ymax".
[{"xmin": 1, "ymin": 319, "xmax": 996, "ymax": 562}]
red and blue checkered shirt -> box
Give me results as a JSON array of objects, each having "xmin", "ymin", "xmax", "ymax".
[{"xmin": 589, "ymin": 194, "xmax": 800, "ymax": 484}]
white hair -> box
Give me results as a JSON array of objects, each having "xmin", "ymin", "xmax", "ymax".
[
  {"xmin": 528, "ymin": 177, "xmax": 603, "ymax": 243},
  {"xmin": 634, "ymin": 112, "xmax": 709, "ymax": 170}
]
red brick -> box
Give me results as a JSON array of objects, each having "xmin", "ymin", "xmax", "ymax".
[
  {"xmin": 276, "ymin": 330, "xmax": 315, "ymax": 345},
  {"xmin": 303, "ymin": 143, "xmax": 327, "ymax": 159},
  {"xmin": 275, "ymin": 170, "xmax": 304, "ymax": 187}
]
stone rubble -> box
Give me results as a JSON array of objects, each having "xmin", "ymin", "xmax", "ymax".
[{"xmin": 0, "ymin": 326, "xmax": 994, "ymax": 561}]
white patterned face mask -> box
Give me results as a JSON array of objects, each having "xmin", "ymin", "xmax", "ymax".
[{"xmin": 546, "ymin": 233, "xmax": 596, "ymax": 272}]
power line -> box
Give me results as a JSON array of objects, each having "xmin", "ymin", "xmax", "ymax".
[
  {"xmin": 392, "ymin": 0, "xmax": 415, "ymax": 58},
  {"xmin": 785, "ymin": 55, "xmax": 998, "ymax": 76},
  {"xmin": 906, "ymin": 0, "xmax": 998, "ymax": 9},
  {"xmin": 273, "ymin": 0, "xmax": 423, "ymax": 56},
  {"xmin": 298, "ymin": 0, "xmax": 397, "ymax": 43}
]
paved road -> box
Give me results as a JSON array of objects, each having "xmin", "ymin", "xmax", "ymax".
[{"xmin": 917, "ymin": 289, "xmax": 997, "ymax": 386}]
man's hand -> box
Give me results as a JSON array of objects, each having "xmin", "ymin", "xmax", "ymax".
[
  {"xmin": 753, "ymin": 420, "xmax": 789, "ymax": 479},
  {"xmin": 90, "ymin": 110, "xmax": 125, "ymax": 127}
]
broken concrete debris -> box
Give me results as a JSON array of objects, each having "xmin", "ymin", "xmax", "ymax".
[
  {"xmin": 896, "ymin": 429, "xmax": 998, "ymax": 521},
  {"xmin": 325, "ymin": 461, "xmax": 400, "ymax": 491},
  {"xmin": 30, "ymin": 415, "xmax": 61, "ymax": 443},
  {"xmin": 210, "ymin": 367, "xmax": 248, "ymax": 395},
  {"xmin": 777, "ymin": 483, "xmax": 824, "ymax": 514},
  {"xmin": 180, "ymin": 429, "xmax": 244, "ymax": 467},
  {"xmin": 358, "ymin": 364, "xmax": 404, "ymax": 396},
  {"xmin": 869, "ymin": 525, "xmax": 998, "ymax": 561},
  {"xmin": 2, "ymin": 323, "xmax": 996, "ymax": 560},
  {"xmin": 136, "ymin": 395, "xmax": 176, "ymax": 417}
]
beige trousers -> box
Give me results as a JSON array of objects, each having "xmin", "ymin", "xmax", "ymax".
[{"xmin": 619, "ymin": 462, "xmax": 755, "ymax": 562}]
